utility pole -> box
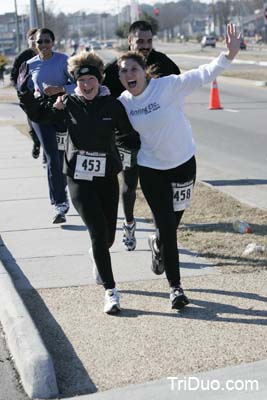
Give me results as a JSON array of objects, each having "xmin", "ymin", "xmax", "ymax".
[
  {"xmin": 101, "ymin": 13, "xmax": 108, "ymax": 41},
  {"xmin": 264, "ymin": 1, "xmax": 267, "ymax": 44},
  {"xmin": 117, "ymin": 0, "xmax": 121, "ymax": 27},
  {"xmin": 30, "ymin": 0, "xmax": 39, "ymax": 28},
  {"xmin": 130, "ymin": 0, "xmax": 139, "ymax": 24},
  {"xmin": 239, "ymin": 0, "xmax": 244, "ymax": 35},
  {"xmin": 41, "ymin": 0, "xmax": 46, "ymax": 28},
  {"xmin": 14, "ymin": 0, "xmax": 21, "ymax": 52},
  {"xmin": 211, "ymin": 0, "xmax": 216, "ymax": 34}
]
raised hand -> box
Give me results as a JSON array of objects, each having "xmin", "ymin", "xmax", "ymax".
[
  {"xmin": 225, "ymin": 23, "xmax": 241, "ymax": 60},
  {"xmin": 17, "ymin": 62, "xmax": 31, "ymax": 93}
]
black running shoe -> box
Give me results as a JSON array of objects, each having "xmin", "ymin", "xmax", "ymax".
[
  {"xmin": 170, "ymin": 286, "xmax": 189, "ymax": 310},
  {"xmin": 32, "ymin": 144, "xmax": 40, "ymax": 159},
  {"xmin": 148, "ymin": 234, "xmax": 165, "ymax": 275}
]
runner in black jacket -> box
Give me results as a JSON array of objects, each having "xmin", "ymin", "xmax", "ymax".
[
  {"xmin": 10, "ymin": 28, "xmax": 41, "ymax": 159},
  {"xmin": 103, "ymin": 20, "xmax": 181, "ymax": 252},
  {"xmin": 18, "ymin": 51, "xmax": 140, "ymax": 315}
]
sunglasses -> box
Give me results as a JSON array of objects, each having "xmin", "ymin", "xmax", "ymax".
[{"xmin": 36, "ymin": 39, "xmax": 52, "ymax": 44}]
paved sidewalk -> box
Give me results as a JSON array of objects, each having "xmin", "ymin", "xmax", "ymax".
[{"xmin": 0, "ymin": 106, "xmax": 267, "ymax": 399}]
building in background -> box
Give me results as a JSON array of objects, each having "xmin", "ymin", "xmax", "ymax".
[{"xmin": 0, "ymin": 13, "xmax": 30, "ymax": 55}]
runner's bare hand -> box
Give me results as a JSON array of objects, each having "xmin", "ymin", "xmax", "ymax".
[{"xmin": 225, "ymin": 23, "xmax": 241, "ymax": 60}]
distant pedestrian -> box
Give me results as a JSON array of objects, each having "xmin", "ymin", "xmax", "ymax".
[
  {"xmin": 0, "ymin": 65, "xmax": 4, "ymax": 85},
  {"xmin": 117, "ymin": 23, "xmax": 241, "ymax": 310},
  {"xmin": 11, "ymin": 28, "xmax": 41, "ymax": 159},
  {"xmin": 103, "ymin": 20, "xmax": 181, "ymax": 252},
  {"xmin": 23, "ymin": 28, "xmax": 76, "ymax": 224},
  {"xmin": 18, "ymin": 51, "xmax": 140, "ymax": 314}
]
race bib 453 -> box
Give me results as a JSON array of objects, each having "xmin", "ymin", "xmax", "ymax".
[{"xmin": 74, "ymin": 153, "xmax": 106, "ymax": 181}]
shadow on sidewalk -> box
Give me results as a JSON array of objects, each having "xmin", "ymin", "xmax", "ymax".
[
  {"xmin": 187, "ymin": 250, "xmax": 267, "ymax": 268},
  {"xmin": 0, "ymin": 242, "xmax": 97, "ymax": 398},
  {"xmin": 204, "ymin": 178, "xmax": 267, "ymax": 187},
  {"xmin": 120, "ymin": 288, "xmax": 267, "ymax": 325}
]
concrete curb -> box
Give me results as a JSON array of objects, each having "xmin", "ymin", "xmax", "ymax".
[{"xmin": 0, "ymin": 256, "xmax": 58, "ymax": 399}]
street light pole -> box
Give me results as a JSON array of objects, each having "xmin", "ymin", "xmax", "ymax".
[
  {"xmin": 14, "ymin": 0, "xmax": 21, "ymax": 52},
  {"xmin": 29, "ymin": 0, "xmax": 39, "ymax": 28},
  {"xmin": 239, "ymin": 0, "xmax": 244, "ymax": 35},
  {"xmin": 41, "ymin": 0, "xmax": 46, "ymax": 28},
  {"xmin": 211, "ymin": 0, "xmax": 215, "ymax": 33},
  {"xmin": 264, "ymin": 1, "xmax": 267, "ymax": 43},
  {"xmin": 117, "ymin": 0, "xmax": 120, "ymax": 27}
]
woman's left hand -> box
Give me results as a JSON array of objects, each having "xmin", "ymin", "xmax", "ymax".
[
  {"xmin": 225, "ymin": 23, "xmax": 241, "ymax": 60},
  {"xmin": 53, "ymin": 95, "xmax": 66, "ymax": 110},
  {"xmin": 44, "ymin": 85, "xmax": 65, "ymax": 96}
]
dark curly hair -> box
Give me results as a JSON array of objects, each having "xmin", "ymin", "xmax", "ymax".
[
  {"xmin": 117, "ymin": 51, "xmax": 159, "ymax": 79},
  {"xmin": 36, "ymin": 28, "xmax": 55, "ymax": 42}
]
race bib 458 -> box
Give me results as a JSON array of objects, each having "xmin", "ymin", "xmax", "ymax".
[{"xmin": 172, "ymin": 180, "xmax": 194, "ymax": 211}]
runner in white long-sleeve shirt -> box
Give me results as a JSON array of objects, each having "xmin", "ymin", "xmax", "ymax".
[{"xmin": 117, "ymin": 23, "xmax": 241, "ymax": 310}]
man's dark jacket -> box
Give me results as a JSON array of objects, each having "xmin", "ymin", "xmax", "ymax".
[
  {"xmin": 10, "ymin": 49, "xmax": 36, "ymax": 87},
  {"xmin": 103, "ymin": 48, "xmax": 181, "ymax": 98}
]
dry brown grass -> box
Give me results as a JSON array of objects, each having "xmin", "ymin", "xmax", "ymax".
[
  {"xmin": 221, "ymin": 68, "xmax": 267, "ymax": 81},
  {"xmin": 13, "ymin": 123, "xmax": 29, "ymax": 137},
  {"xmin": 176, "ymin": 47, "xmax": 267, "ymax": 81},
  {"xmin": 178, "ymin": 65, "xmax": 267, "ymax": 82},
  {"xmin": 0, "ymin": 86, "xmax": 17, "ymax": 102},
  {"xmin": 134, "ymin": 181, "xmax": 267, "ymax": 274}
]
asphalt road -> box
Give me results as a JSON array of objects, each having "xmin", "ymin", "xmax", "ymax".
[
  {"xmin": 0, "ymin": 323, "xmax": 28, "ymax": 400},
  {"xmin": 185, "ymin": 78, "xmax": 267, "ymax": 209}
]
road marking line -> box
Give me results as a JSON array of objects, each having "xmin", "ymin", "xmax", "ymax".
[{"xmin": 224, "ymin": 109, "xmax": 239, "ymax": 113}]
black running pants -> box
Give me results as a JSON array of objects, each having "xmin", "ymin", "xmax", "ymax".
[
  {"xmin": 67, "ymin": 175, "xmax": 119, "ymax": 290},
  {"xmin": 139, "ymin": 156, "xmax": 196, "ymax": 288},
  {"xmin": 121, "ymin": 164, "xmax": 139, "ymax": 223}
]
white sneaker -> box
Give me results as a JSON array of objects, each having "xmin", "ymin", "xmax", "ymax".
[
  {"xmin": 88, "ymin": 247, "xmax": 103, "ymax": 285},
  {"xmin": 53, "ymin": 205, "xmax": 66, "ymax": 224},
  {"xmin": 104, "ymin": 288, "xmax": 121, "ymax": 314},
  {"xmin": 59, "ymin": 200, "xmax": 69, "ymax": 215}
]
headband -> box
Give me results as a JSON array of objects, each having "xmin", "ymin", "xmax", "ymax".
[{"xmin": 73, "ymin": 65, "xmax": 102, "ymax": 82}]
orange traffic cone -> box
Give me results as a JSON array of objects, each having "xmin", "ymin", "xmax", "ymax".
[{"xmin": 209, "ymin": 79, "xmax": 223, "ymax": 110}]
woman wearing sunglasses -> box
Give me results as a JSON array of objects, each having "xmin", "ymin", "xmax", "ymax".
[{"xmin": 25, "ymin": 28, "xmax": 76, "ymax": 224}]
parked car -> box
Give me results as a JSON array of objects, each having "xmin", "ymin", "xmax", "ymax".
[
  {"xmin": 240, "ymin": 38, "xmax": 247, "ymax": 50},
  {"xmin": 90, "ymin": 41, "xmax": 101, "ymax": 50},
  {"xmin": 256, "ymin": 38, "xmax": 263, "ymax": 44},
  {"xmin": 103, "ymin": 41, "xmax": 113, "ymax": 49},
  {"xmin": 201, "ymin": 35, "xmax": 216, "ymax": 48}
]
